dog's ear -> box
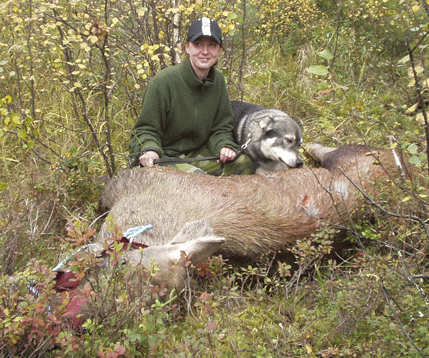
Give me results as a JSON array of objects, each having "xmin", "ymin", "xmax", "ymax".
[{"xmin": 259, "ymin": 116, "xmax": 274, "ymax": 131}]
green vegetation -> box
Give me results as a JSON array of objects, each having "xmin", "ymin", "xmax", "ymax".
[{"xmin": 0, "ymin": 0, "xmax": 428, "ymax": 357}]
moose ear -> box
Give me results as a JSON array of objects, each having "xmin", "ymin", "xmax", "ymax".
[
  {"xmin": 123, "ymin": 219, "xmax": 225, "ymax": 270},
  {"xmin": 170, "ymin": 219, "xmax": 214, "ymax": 244},
  {"xmin": 175, "ymin": 232, "xmax": 225, "ymax": 265},
  {"xmin": 168, "ymin": 219, "xmax": 225, "ymax": 264}
]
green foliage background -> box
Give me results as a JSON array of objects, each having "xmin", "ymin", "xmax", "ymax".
[{"xmin": 0, "ymin": 0, "xmax": 428, "ymax": 357}]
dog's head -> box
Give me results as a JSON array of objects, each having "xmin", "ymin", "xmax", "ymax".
[{"xmin": 253, "ymin": 109, "xmax": 303, "ymax": 171}]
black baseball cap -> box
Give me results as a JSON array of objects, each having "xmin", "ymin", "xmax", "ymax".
[{"xmin": 187, "ymin": 17, "xmax": 222, "ymax": 45}]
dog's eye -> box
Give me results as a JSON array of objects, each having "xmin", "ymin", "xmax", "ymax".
[{"xmin": 284, "ymin": 137, "xmax": 294, "ymax": 144}]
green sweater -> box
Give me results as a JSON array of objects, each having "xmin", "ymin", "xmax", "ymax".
[{"xmin": 129, "ymin": 60, "xmax": 239, "ymax": 166}]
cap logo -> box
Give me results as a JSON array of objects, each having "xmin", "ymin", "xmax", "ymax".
[{"xmin": 201, "ymin": 17, "xmax": 211, "ymax": 37}]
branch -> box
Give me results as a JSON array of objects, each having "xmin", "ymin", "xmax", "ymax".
[
  {"xmin": 381, "ymin": 284, "xmax": 426, "ymax": 358},
  {"xmin": 406, "ymin": 40, "xmax": 429, "ymax": 175},
  {"xmin": 338, "ymin": 167, "xmax": 429, "ymax": 238}
]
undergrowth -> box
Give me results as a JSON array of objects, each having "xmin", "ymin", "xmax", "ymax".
[{"xmin": 1, "ymin": 205, "xmax": 428, "ymax": 357}]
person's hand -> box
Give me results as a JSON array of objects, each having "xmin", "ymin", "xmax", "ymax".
[
  {"xmin": 218, "ymin": 147, "xmax": 237, "ymax": 163},
  {"xmin": 139, "ymin": 150, "xmax": 160, "ymax": 167}
]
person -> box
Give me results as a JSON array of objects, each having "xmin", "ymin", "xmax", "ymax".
[{"xmin": 129, "ymin": 17, "xmax": 252, "ymax": 175}]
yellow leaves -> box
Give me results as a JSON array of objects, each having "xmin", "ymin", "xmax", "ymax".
[
  {"xmin": 70, "ymin": 81, "xmax": 86, "ymax": 92},
  {"xmin": 405, "ymin": 103, "xmax": 429, "ymax": 126},
  {"xmin": 405, "ymin": 102, "xmax": 419, "ymax": 116},
  {"xmin": 407, "ymin": 64, "xmax": 424, "ymax": 77},
  {"xmin": 1, "ymin": 96, "xmax": 14, "ymax": 131},
  {"xmin": 136, "ymin": 63, "xmax": 146, "ymax": 76},
  {"xmin": 411, "ymin": 4, "xmax": 421, "ymax": 13},
  {"xmin": 80, "ymin": 42, "xmax": 91, "ymax": 52},
  {"xmin": 253, "ymin": 0, "xmax": 321, "ymax": 37},
  {"xmin": 407, "ymin": 75, "xmax": 429, "ymax": 89},
  {"xmin": 389, "ymin": 142, "xmax": 398, "ymax": 151},
  {"xmin": 89, "ymin": 35, "xmax": 99, "ymax": 44},
  {"xmin": 137, "ymin": 8, "xmax": 147, "ymax": 17},
  {"xmin": 398, "ymin": 54, "xmax": 410, "ymax": 65},
  {"xmin": 148, "ymin": 44, "xmax": 160, "ymax": 56},
  {"xmin": 415, "ymin": 112, "xmax": 426, "ymax": 126}
]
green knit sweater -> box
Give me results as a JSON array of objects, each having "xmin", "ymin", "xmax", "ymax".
[{"xmin": 129, "ymin": 60, "xmax": 239, "ymax": 166}]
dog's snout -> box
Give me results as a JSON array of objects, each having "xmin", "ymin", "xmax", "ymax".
[{"xmin": 296, "ymin": 159, "xmax": 303, "ymax": 168}]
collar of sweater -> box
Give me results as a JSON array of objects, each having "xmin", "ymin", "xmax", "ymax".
[{"xmin": 181, "ymin": 60, "xmax": 216, "ymax": 91}]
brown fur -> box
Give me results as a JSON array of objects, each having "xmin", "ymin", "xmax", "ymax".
[{"xmin": 97, "ymin": 144, "xmax": 410, "ymax": 261}]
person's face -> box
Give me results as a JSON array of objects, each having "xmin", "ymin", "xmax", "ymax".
[{"xmin": 185, "ymin": 37, "xmax": 222, "ymax": 79}]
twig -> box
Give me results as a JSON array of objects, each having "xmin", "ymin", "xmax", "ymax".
[
  {"xmin": 338, "ymin": 166, "xmax": 429, "ymax": 306},
  {"xmin": 338, "ymin": 167, "xmax": 429, "ymax": 238},
  {"xmin": 381, "ymin": 284, "xmax": 426, "ymax": 357},
  {"xmin": 406, "ymin": 40, "xmax": 429, "ymax": 175}
]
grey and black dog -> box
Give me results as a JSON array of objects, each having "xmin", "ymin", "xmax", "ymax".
[{"xmin": 231, "ymin": 101, "xmax": 303, "ymax": 173}]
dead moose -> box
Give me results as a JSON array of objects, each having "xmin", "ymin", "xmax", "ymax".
[
  {"xmin": 92, "ymin": 143, "xmax": 410, "ymax": 285},
  {"xmin": 45, "ymin": 143, "xmax": 410, "ymax": 324}
]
